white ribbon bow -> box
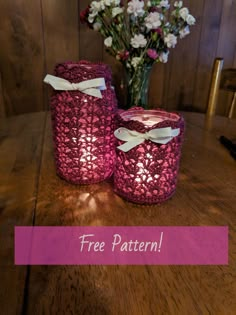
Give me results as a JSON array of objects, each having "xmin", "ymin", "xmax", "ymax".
[
  {"xmin": 44, "ymin": 74, "xmax": 106, "ymax": 98},
  {"xmin": 114, "ymin": 127, "xmax": 180, "ymax": 152}
]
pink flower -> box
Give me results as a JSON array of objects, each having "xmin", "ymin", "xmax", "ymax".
[
  {"xmin": 80, "ymin": 7, "xmax": 90, "ymax": 24},
  {"xmin": 118, "ymin": 50, "xmax": 130, "ymax": 61},
  {"xmin": 147, "ymin": 49, "xmax": 158, "ymax": 60},
  {"xmin": 149, "ymin": 6, "xmax": 159, "ymax": 13},
  {"xmin": 80, "ymin": 6, "xmax": 93, "ymax": 29},
  {"xmin": 152, "ymin": 28, "xmax": 163, "ymax": 36}
]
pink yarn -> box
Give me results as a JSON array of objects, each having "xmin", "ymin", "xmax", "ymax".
[
  {"xmin": 50, "ymin": 61, "xmax": 117, "ymax": 184},
  {"xmin": 114, "ymin": 108, "xmax": 185, "ymax": 204}
]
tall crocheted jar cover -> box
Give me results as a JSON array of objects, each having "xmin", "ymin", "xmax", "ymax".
[
  {"xmin": 114, "ymin": 108, "xmax": 185, "ymax": 204},
  {"xmin": 50, "ymin": 61, "xmax": 117, "ymax": 184}
]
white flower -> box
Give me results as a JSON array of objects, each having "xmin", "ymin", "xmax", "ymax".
[
  {"xmin": 131, "ymin": 57, "xmax": 142, "ymax": 68},
  {"xmin": 88, "ymin": 13, "xmax": 97, "ymax": 23},
  {"xmin": 157, "ymin": 1, "xmax": 170, "ymax": 9},
  {"xmin": 104, "ymin": 0, "xmax": 112, "ymax": 6},
  {"xmin": 90, "ymin": 1, "xmax": 100, "ymax": 12},
  {"xmin": 90, "ymin": 1, "xmax": 105, "ymax": 13},
  {"xmin": 126, "ymin": 62, "xmax": 131, "ymax": 69},
  {"xmin": 131, "ymin": 34, "xmax": 147, "ymax": 48},
  {"xmin": 174, "ymin": 1, "xmax": 183, "ymax": 8},
  {"xmin": 186, "ymin": 14, "xmax": 196, "ymax": 25},
  {"xmin": 179, "ymin": 7, "xmax": 189, "ymax": 20},
  {"xmin": 145, "ymin": 12, "xmax": 162, "ymax": 30},
  {"xmin": 100, "ymin": 0, "xmax": 106, "ymax": 10},
  {"xmin": 164, "ymin": 33, "xmax": 177, "ymax": 48},
  {"xmin": 127, "ymin": 0, "xmax": 145, "ymax": 17},
  {"xmin": 93, "ymin": 22, "xmax": 102, "ymax": 31},
  {"xmin": 179, "ymin": 26, "xmax": 190, "ymax": 39},
  {"xmin": 159, "ymin": 51, "xmax": 169, "ymax": 63},
  {"xmin": 104, "ymin": 36, "xmax": 113, "ymax": 47},
  {"xmin": 147, "ymin": 1, "xmax": 152, "ymax": 7},
  {"xmin": 171, "ymin": 9, "xmax": 177, "ymax": 17},
  {"xmin": 112, "ymin": 0, "xmax": 120, "ymax": 5},
  {"xmin": 89, "ymin": 1, "xmax": 105, "ymax": 22},
  {"xmin": 112, "ymin": 7, "xmax": 124, "ymax": 17}
]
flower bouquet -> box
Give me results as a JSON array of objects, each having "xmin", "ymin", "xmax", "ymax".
[{"xmin": 80, "ymin": 0, "xmax": 195, "ymax": 108}]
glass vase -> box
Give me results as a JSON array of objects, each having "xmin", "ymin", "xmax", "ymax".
[{"xmin": 125, "ymin": 64, "xmax": 153, "ymax": 109}]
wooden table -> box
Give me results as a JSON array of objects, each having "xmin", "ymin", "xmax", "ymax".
[{"xmin": 0, "ymin": 112, "xmax": 236, "ymax": 315}]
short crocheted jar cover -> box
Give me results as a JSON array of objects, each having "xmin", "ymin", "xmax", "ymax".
[
  {"xmin": 50, "ymin": 61, "xmax": 117, "ymax": 184},
  {"xmin": 114, "ymin": 107, "xmax": 185, "ymax": 204}
]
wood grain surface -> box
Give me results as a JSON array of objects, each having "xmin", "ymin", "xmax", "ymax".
[
  {"xmin": 0, "ymin": 112, "xmax": 236, "ymax": 314},
  {"xmin": 0, "ymin": 72, "xmax": 6, "ymax": 118},
  {"xmin": 0, "ymin": 112, "xmax": 47, "ymax": 314},
  {"xmin": 41, "ymin": 0, "xmax": 80, "ymax": 110},
  {"xmin": 41, "ymin": 0, "xmax": 79, "ymax": 74},
  {"xmin": 165, "ymin": 0, "xmax": 205, "ymax": 111},
  {"xmin": 0, "ymin": 0, "xmax": 45, "ymax": 115},
  {"xmin": 193, "ymin": 0, "xmax": 224, "ymax": 113},
  {"xmin": 1, "ymin": 1, "xmax": 236, "ymax": 116},
  {"xmin": 79, "ymin": 0, "xmax": 103, "ymax": 62}
]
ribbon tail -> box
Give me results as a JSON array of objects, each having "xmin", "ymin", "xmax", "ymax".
[
  {"xmin": 151, "ymin": 137, "xmax": 173, "ymax": 145},
  {"xmin": 149, "ymin": 128, "xmax": 180, "ymax": 145},
  {"xmin": 83, "ymin": 88, "xmax": 102, "ymax": 98},
  {"xmin": 114, "ymin": 128, "xmax": 141, "ymax": 142},
  {"xmin": 43, "ymin": 74, "xmax": 72, "ymax": 90},
  {"xmin": 77, "ymin": 78, "xmax": 106, "ymax": 96},
  {"xmin": 172, "ymin": 128, "xmax": 180, "ymax": 137},
  {"xmin": 117, "ymin": 138, "xmax": 145, "ymax": 152}
]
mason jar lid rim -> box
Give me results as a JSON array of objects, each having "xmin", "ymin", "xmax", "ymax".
[{"xmin": 120, "ymin": 110, "xmax": 180, "ymax": 123}]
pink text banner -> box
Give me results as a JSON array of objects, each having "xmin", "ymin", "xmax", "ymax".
[{"xmin": 15, "ymin": 226, "xmax": 228, "ymax": 265}]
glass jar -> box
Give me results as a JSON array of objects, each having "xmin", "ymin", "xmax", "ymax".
[
  {"xmin": 50, "ymin": 61, "xmax": 117, "ymax": 184},
  {"xmin": 114, "ymin": 107, "xmax": 185, "ymax": 204}
]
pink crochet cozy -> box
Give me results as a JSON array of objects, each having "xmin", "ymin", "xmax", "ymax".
[
  {"xmin": 114, "ymin": 107, "xmax": 185, "ymax": 204},
  {"xmin": 50, "ymin": 61, "xmax": 117, "ymax": 184}
]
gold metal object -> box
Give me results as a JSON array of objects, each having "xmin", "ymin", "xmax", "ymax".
[
  {"xmin": 228, "ymin": 92, "xmax": 236, "ymax": 119},
  {"xmin": 204, "ymin": 115, "xmax": 213, "ymax": 131},
  {"xmin": 207, "ymin": 58, "xmax": 224, "ymax": 117}
]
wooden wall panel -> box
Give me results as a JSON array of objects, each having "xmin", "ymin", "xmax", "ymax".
[
  {"xmin": 217, "ymin": 0, "xmax": 236, "ymax": 67},
  {"xmin": 148, "ymin": 63, "xmax": 165, "ymax": 108},
  {"xmin": 0, "ymin": 72, "xmax": 6, "ymax": 118},
  {"xmin": 0, "ymin": 0, "xmax": 236, "ymax": 116},
  {"xmin": 42, "ymin": 0, "xmax": 79, "ymax": 74},
  {"xmin": 79, "ymin": 1, "xmax": 103, "ymax": 61},
  {"xmin": 193, "ymin": 0, "xmax": 224, "ymax": 112},
  {"xmin": 216, "ymin": 0, "xmax": 236, "ymax": 116},
  {"xmin": 103, "ymin": 50, "xmax": 127, "ymax": 107},
  {"xmin": 165, "ymin": 0, "xmax": 205, "ymax": 111},
  {"xmin": 0, "ymin": 0, "xmax": 45, "ymax": 116},
  {"xmin": 41, "ymin": 0, "xmax": 79, "ymax": 108}
]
